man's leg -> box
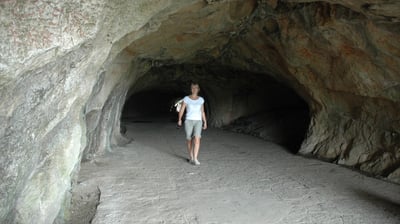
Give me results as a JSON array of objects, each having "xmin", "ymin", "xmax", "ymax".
[
  {"xmin": 193, "ymin": 120, "xmax": 202, "ymax": 165},
  {"xmin": 193, "ymin": 137, "xmax": 200, "ymax": 162},
  {"xmin": 184, "ymin": 120, "xmax": 194, "ymax": 161},
  {"xmin": 187, "ymin": 139, "xmax": 194, "ymax": 161}
]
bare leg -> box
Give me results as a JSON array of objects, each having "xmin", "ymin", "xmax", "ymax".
[
  {"xmin": 187, "ymin": 139, "xmax": 194, "ymax": 160},
  {"xmin": 193, "ymin": 137, "xmax": 201, "ymax": 161}
]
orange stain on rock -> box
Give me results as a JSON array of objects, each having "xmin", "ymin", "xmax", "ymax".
[
  {"xmin": 340, "ymin": 45, "xmax": 355, "ymax": 56},
  {"xmin": 175, "ymin": 34, "xmax": 185, "ymax": 42},
  {"xmin": 124, "ymin": 47, "xmax": 136, "ymax": 56},
  {"xmin": 299, "ymin": 48, "xmax": 313, "ymax": 59}
]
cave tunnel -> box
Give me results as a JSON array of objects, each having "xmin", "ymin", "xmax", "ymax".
[
  {"xmin": 1, "ymin": 0, "xmax": 400, "ymax": 223},
  {"xmin": 121, "ymin": 63, "xmax": 310, "ymax": 153},
  {"xmin": 122, "ymin": 89, "xmax": 186, "ymax": 123}
]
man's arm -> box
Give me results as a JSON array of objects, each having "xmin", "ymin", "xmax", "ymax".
[
  {"xmin": 201, "ymin": 104, "xmax": 207, "ymax": 130},
  {"xmin": 178, "ymin": 102, "xmax": 186, "ymax": 126}
]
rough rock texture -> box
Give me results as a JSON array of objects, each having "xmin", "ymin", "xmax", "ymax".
[
  {"xmin": 0, "ymin": 0, "xmax": 203, "ymax": 223},
  {"xmin": 66, "ymin": 182, "xmax": 100, "ymax": 224},
  {"xmin": 0, "ymin": 0, "xmax": 399, "ymax": 223},
  {"xmin": 243, "ymin": 2, "xmax": 400, "ymax": 178}
]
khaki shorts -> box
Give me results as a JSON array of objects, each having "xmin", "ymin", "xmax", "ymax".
[{"xmin": 184, "ymin": 120, "xmax": 203, "ymax": 140}]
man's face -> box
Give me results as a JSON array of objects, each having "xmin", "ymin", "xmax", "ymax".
[{"xmin": 191, "ymin": 84, "xmax": 200, "ymax": 94}]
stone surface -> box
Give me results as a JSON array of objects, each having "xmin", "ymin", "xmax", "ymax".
[
  {"xmin": 0, "ymin": 0, "xmax": 201, "ymax": 223},
  {"xmin": 78, "ymin": 122, "xmax": 400, "ymax": 224},
  {"xmin": 66, "ymin": 182, "xmax": 100, "ymax": 224},
  {"xmin": 0, "ymin": 0, "xmax": 399, "ymax": 223}
]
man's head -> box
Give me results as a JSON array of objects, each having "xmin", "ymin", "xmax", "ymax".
[{"xmin": 190, "ymin": 82, "xmax": 200, "ymax": 95}]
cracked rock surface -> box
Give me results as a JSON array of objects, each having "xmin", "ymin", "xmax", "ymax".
[{"xmin": 0, "ymin": 0, "xmax": 399, "ymax": 222}]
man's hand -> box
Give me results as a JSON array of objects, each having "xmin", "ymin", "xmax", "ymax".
[
  {"xmin": 203, "ymin": 122, "xmax": 207, "ymax": 130},
  {"xmin": 177, "ymin": 120, "xmax": 182, "ymax": 127}
]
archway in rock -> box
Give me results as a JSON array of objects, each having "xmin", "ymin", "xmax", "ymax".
[
  {"xmin": 121, "ymin": 63, "xmax": 310, "ymax": 153},
  {"xmin": 1, "ymin": 0, "xmax": 400, "ymax": 223}
]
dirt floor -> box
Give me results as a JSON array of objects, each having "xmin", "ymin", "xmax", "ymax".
[{"xmin": 74, "ymin": 121, "xmax": 400, "ymax": 224}]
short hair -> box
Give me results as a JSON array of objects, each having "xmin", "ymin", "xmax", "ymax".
[{"xmin": 190, "ymin": 81, "xmax": 200, "ymax": 87}]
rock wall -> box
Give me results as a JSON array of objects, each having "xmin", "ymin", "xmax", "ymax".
[
  {"xmin": 228, "ymin": 1, "xmax": 400, "ymax": 180},
  {"xmin": 0, "ymin": 0, "xmax": 200, "ymax": 223},
  {"xmin": 0, "ymin": 0, "xmax": 399, "ymax": 223},
  {"xmin": 117, "ymin": 0, "xmax": 400, "ymax": 182}
]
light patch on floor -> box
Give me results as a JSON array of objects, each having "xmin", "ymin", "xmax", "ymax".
[{"xmin": 76, "ymin": 122, "xmax": 400, "ymax": 224}]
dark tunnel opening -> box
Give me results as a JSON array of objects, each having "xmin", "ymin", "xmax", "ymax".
[
  {"xmin": 121, "ymin": 63, "xmax": 310, "ymax": 153},
  {"xmin": 121, "ymin": 89, "xmax": 186, "ymax": 123}
]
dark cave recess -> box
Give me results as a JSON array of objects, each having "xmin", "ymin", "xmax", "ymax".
[{"xmin": 121, "ymin": 64, "xmax": 310, "ymax": 152}]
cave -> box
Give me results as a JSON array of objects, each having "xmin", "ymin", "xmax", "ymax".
[
  {"xmin": 1, "ymin": 0, "xmax": 400, "ymax": 223},
  {"xmin": 121, "ymin": 64, "xmax": 310, "ymax": 153}
]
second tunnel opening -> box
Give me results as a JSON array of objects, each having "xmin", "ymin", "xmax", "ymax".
[{"xmin": 121, "ymin": 63, "xmax": 310, "ymax": 153}]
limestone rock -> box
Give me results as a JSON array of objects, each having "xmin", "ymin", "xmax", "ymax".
[
  {"xmin": 388, "ymin": 167, "xmax": 400, "ymax": 183},
  {"xmin": 0, "ymin": 0, "xmax": 399, "ymax": 223}
]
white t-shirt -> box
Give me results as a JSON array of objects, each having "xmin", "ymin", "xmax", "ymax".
[{"xmin": 183, "ymin": 96, "xmax": 204, "ymax": 121}]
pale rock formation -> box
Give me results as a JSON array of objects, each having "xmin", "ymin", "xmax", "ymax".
[{"xmin": 0, "ymin": 0, "xmax": 398, "ymax": 223}]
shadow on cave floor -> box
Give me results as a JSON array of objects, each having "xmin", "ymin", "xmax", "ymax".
[
  {"xmin": 223, "ymin": 107, "xmax": 310, "ymax": 154},
  {"xmin": 121, "ymin": 111, "xmax": 178, "ymax": 123},
  {"xmin": 350, "ymin": 188, "xmax": 400, "ymax": 217},
  {"xmin": 76, "ymin": 122, "xmax": 400, "ymax": 224},
  {"xmin": 121, "ymin": 107, "xmax": 310, "ymax": 155}
]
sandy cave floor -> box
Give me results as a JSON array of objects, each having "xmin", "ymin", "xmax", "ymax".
[{"xmin": 75, "ymin": 121, "xmax": 400, "ymax": 224}]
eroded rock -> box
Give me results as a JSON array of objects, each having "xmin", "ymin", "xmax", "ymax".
[{"xmin": 0, "ymin": 0, "xmax": 399, "ymax": 223}]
